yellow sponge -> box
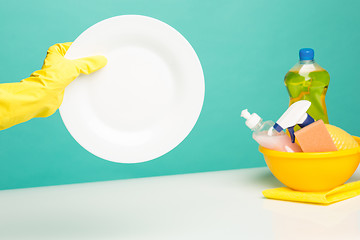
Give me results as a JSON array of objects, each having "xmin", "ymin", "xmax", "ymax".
[{"xmin": 325, "ymin": 124, "xmax": 359, "ymax": 150}]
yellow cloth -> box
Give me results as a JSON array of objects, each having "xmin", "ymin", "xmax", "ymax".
[
  {"xmin": 263, "ymin": 181, "xmax": 360, "ymax": 204},
  {"xmin": 0, "ymin": 42, "xmax": 107, "ymax": 130}
]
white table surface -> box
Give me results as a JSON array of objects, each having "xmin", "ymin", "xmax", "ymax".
[{"xmin": 1, "ymin": 167, "xmax": 360, "ymax": 240}]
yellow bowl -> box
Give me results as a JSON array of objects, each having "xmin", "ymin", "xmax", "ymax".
[{"xmin": 259, "ymin": 136, "xmax": 360, "ymax": 192}]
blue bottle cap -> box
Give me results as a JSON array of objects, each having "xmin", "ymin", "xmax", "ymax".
[{"xmin": 299, "ymin": 48, "xmax": 314, "ymax": 61}]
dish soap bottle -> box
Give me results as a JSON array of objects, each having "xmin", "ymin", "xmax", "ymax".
[
  {"xmin": 284, "ymin": 48, "xmax": 330, "ymax": 123},
  {"xmin": 241, "ymin": 109, "xmax": 302, "ymax": 152}
]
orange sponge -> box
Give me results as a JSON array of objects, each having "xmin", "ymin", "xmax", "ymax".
[{"xmin": 294, "ymin": 120, "xmax": 338, "ymax": 152}]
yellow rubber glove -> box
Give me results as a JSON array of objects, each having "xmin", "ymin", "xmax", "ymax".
[{"xmin": 0, "ymin": 42, "xmax": 107, "ymax": 130}]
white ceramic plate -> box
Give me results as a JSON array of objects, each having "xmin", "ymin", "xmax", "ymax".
[{"xmin": 60, "ymin": 15, "xmax": 204, "ymax": 163}]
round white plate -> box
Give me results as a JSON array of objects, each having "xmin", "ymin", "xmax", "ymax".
[{"xmin": 60, "ymin": 15, "xmax": 204, "ymax": 163}]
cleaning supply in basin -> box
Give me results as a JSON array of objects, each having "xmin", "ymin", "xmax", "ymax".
[
  {"xmin": 273, "ymin": 100, "xmax": 314, "ymax": 143},
  {"xmin": 325, "ymin": 124, "xmax": 359, "ymax": 150},
  {"xmin": 284, "ymin": 48, "xmax": 330, "ymax": 123},
  {"xmin": 294, "ymin": 120, "xmax": 338, "ymax": 152},
  {"xmin": 262, "ymin": 180, "xmax": 360, "ymax": 204},
  {"xmin": 241, "ymin": 109, "xmax": 301, "ymax": 152}
]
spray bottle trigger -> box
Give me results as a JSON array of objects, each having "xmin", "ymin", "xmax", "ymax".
[
  {"xmin": 288, "ymin": 126, "xmax": 296, "ymax": 143},
  {"xmin": 298, "ymin": 114, "xmax": 315, "ymax": 128}
]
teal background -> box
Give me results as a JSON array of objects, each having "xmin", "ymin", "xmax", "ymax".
[{"xmin": 0, "ymin": 0, "xmax": 359, "ymax": 190}]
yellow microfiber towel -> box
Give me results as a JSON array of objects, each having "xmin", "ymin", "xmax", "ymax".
[{"xmin": 263, "ymin": 181, "xmax": 360, "ymax": 204}]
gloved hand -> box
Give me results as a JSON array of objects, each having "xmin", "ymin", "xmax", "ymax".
[{"xmin": 0, "ymin": 42, "xmax": 107, "ymax": 130}]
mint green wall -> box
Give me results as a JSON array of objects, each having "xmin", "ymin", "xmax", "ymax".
[{"xmin": 0, "ymin": 0, "xmax": 359, "ymax": 190}]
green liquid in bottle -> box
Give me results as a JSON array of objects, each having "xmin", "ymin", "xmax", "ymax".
[{"xmin": 284, "ymin": 69, "xmax": 330, "ymax": 123}]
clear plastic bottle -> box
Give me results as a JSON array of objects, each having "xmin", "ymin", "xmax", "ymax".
[
  {"xmin": 284, "ymin": 48, "xmax": 330, "ymax": 123},
  {"xmin": 241, "ymin": 109, "xmax": 302, "ymax": 152}
]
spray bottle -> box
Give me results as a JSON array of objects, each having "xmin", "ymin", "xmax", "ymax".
[
  {"xmin": 241, "ymin": 110, "xmax": 302, "ymax": 152},
  {"xmin": 273, "ymin": 100, "xmax": 315, "ymax": 143}
]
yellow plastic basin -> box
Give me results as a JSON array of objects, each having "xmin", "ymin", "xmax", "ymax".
[{"xmin": 259, "ymin": 136, "xmax": 360, "ymax": 192}]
